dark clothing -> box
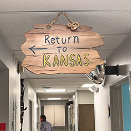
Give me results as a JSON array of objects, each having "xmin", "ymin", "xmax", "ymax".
[{"xmin": 40, "ymin": 121, "xmax": 53, "ymax": 131}]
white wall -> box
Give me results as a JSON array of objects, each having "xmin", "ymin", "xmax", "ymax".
[
  {"xmin": 41, "ymin": 100, "xmax": 68, "ymax": 106},
  {"xmin": 74, "ymin": 91, "xmax": 78, "ymax": 131},
  {"xmin": 72, "ymin": 90, "xmax": 94, "ymax": 131},
  {"xmin": 37, "ymin": 98, "xmax": 41, "ymax": 131},
  {"xmin": 94, "ymin": 33, "xmax": 131, "ymax": 131},
  {"xmin": 78, "ymin": 90, "xmax": 94, "ymax": 104},
  {"xmin": 0, "ymin": 32, "xmax": 20, "ymax": 131},
  {"xmin": 23, "ymin": 79, "xmax": 37, "ymax": 131}
]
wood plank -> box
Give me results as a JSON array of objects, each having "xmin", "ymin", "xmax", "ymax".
[
  {"xmin": 21, "ymin": 24, "xmax": 104, "ymax": 74},
  {"xmin": 33, "ymin": 24, "xmax": 92, "ymax": 31}
]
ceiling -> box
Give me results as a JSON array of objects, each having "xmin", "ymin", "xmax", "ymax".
[{"xmin": 0, "ymin": 0, "xmax": 131, "ymax": 100}]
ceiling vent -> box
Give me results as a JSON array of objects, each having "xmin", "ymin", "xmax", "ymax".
[{"xmin": 43, "ymin": 87, "xmax": 51, "ymax": 89}]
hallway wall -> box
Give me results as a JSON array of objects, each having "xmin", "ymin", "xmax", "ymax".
[
  {"xmin": 23, "ymin": 79, "xmax": 37, "ymax": 131},
  {"xmin": 0, "ymin": 68, "xmax": 9, "ymax": 130},
  {"xmin": 71, "ymin": 90, "xmax": 94, "ymax": 131},
  {"xmin": 78, "ymin": 90, "xmax": 94, "ymax": 104},
  {"xmin": 94, "ymin": 33, "xmax": 131, "ymax": 131},
  {"xmin": 0, "ymin": 32, "xmax": 20, "ymax": 131}
]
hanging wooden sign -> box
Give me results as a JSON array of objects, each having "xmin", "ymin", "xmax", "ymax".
[
  {"xmin": 21, "ymin": 24, "xmax": 104, "ymax": 74},
  {"xmin": 21, "ymin": 13, "xmax": 104, "ymax": 74}
]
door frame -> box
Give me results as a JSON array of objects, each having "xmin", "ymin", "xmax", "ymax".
[
  {"xmin": 110, "ymin": 76, "xmax": 130, "ymax": 131},
  {"xmin": 29, "ymin": 100, "xmax": 32, "ymax": 131}
]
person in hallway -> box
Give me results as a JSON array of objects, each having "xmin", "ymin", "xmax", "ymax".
[{"xmin": 40, "ymin": 114, "xmax": 53, "ymax": 131}]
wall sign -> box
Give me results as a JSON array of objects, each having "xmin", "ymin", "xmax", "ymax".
[{"xmin": 21, "ymin": 24, "xmax": 104, "ymax": 74}]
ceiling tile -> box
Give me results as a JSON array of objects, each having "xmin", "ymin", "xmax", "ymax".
[
  {"xmin": 95, "ymin": 34, "xmax": 127, "ymax": 50},
  {"xmin": 1, "ymin": 12, "xmax": 131, "ymax": 37},
  {"xmin": 7, "ymin": 36, "xmax": 26, "ymax": 50},
  {"xmin": 96, "ymin": 49, "xmax": 113, "ymax": 59},
  {"xmin": 0, "ymin": 0, "xmax": 131, "ymax": 11},
  {"xmin": 29, "ymin": 78, "xmax": 86, "ymax": 86},
  {"xmin": 24, "ymin": 68, "xmax": 87, "ymax": 78},
  {"xmin": 0, "ymin": 1, "xmax": 130, "ymax": 100}
]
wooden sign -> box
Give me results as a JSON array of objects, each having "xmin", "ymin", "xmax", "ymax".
[{"xmin": 21, "ymin": 24, "xmax": 104, "ymax": 74}]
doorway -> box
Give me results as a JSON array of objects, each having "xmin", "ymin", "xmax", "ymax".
[
  {"xmin": 0, "ymin": 60, "xmax": 9, "ymax": 130},
  {"xmin": 110, "ymin": 84, "xmax": 123, "ymax": 131},
  {"xmin": 110, "ymin": 78, "xmax": 131, "ymax": 131}
]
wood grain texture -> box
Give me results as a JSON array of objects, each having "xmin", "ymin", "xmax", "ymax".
[{"xmin": 21, "ymin": 24, "xmax": 104, "ymax": 74}]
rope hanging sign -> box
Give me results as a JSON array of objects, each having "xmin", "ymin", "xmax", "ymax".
[{"xmin": 21, "ymin": 12, "xmax": 104, "ymax": 74}]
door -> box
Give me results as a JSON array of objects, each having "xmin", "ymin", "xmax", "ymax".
[
  {"xmin": 44, "ymin": 105, "xmax": 54, "ymax": 126},
  {"xmin": 55, "ymin": 105, "xmax": 65, "ymax": 126},
  {"xmin": 44, "ymin": 105, "xmax": 65, "ymax": 126},
  {"xmin": 78, "ymin": 104, "xmax": 95, "ymax": 131},
  {"xmin": 122, "ymin": 81, "xmax": 131, "ymax": 131}
]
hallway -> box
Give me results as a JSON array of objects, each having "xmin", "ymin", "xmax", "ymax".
[{"xmin": 0, "ymin": 1, "xmax": 131, "ymax": 131}]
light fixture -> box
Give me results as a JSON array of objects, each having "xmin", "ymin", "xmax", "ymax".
[
  {"xmin": 47, "ymin": 98, "xmax": 61, "ymax": 100},
  {"xmin": 82, "ymin": 84, "xmax": 94, "ymax": 88},
  {"xmin": 89, "ymin": 85, "xmax": 99, "ymax": 92},
  {"xmin": 73, "ymin": 95, "xmax": 76, "ymax": 99},
  {"xmin": 35, "ymin": 90, "xmax": 45, "ymax": 93},
  {"xmin": 46, "ymin": 89, "xmax": 66, "ymax": 92}
]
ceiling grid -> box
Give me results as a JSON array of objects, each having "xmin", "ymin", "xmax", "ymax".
[{"xmin": 0, "ymin": 0, "xmax": 130, "ymax": 99}]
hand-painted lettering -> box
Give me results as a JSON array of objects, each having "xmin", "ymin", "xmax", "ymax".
[
  {"xmin": 43, "ymin": 54, "xmax": 51, "ymax": 67},
  {"xmin": 68, "ymin": 36, "xmax": 72, "ymax": 44},
  {"xmin": 53, "ymin": 55, "xmax": 59, "ymax": 67},
  {"xmin": 62, "ymin": 38, "xmax": 66, "ymax": 44},
  {"xmin": 44, "ymin": 35, "xmax": 79, "ymax": 45},
  {"xmin": 51, "ymin": 38, "xmax": 55, "ymax": 44},
  {"xmin": 56, "ymin": 36, "xmax": 60, "ymax": 44},
  {"xmin": 45, "ymin": 35, "xmax": 50, "ymax": 44},
  {"xmin": 73, "ymin": 36, "xmax": 79, "ymax": 43},
  {"xmin": 43, "ymin": 54, "xmax": 90, "ymax": 68},
  {"xmin": 84, "ymin": 54, "xmax": 90, "ymax": 66},
  {"xmin": 70, "ymin": 54, "xmax": 76, "ymax": 67},
  {"xmin": 63, "ymin": 47, "xmax": 67, "ymax": 52},
  {"xmin": 57, "ymin": 47, "xmax": 61, "ymax": 53},
  {"xmin": 60, "ymin": 55, "xmax": 68, "ymax": 66},
  {"xmin": 76, "ymin": 54, "xmax": 82, "ymax": 66}
]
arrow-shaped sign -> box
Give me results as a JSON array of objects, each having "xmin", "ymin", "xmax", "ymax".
[{"xmin": 29, "ymin": 45, "xmax": 48, "ymax": 54}]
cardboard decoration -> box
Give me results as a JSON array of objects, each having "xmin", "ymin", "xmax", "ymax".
[{"xmin": 21, "ymin": 24, "xmax": 104, "ymax": 74}]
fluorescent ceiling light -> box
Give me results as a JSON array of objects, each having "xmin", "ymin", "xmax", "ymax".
[
  {"xmin": 35, "ymin": 90, "xmax": 45, "ymax": 93},
  {"xmin": 47, "ymin": 98, "xmax": 61, "ymax": 100},
  {"xmin": 82, "ymin": 84, "xmax": 94, "ymax": 87},
  {"xmin": 46, "ymin": 89, "xmax": 66, "ymax": 92}
]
